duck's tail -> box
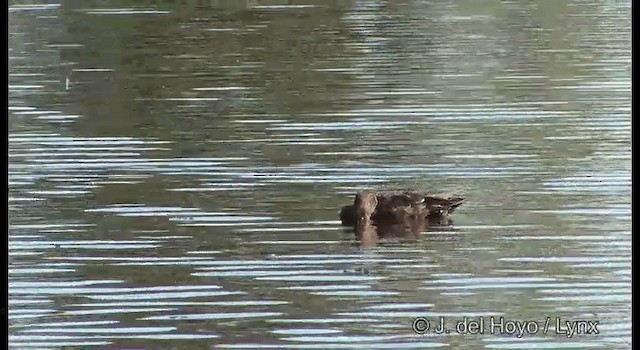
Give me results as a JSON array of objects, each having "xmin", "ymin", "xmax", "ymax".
[
  {"xmin": 446, "ymin": 197, "xmax": 465, "ymax": 213},
  {"xmin": 424, "ymin": 195, "xmax": 465, "ymax": 216}
]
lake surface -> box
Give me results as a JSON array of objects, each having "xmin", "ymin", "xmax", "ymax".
[{"xmin": 8, "ymin": 0, "xmax": 631, "ymax": 349}]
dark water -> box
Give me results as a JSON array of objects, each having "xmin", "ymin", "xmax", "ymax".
[{"xmin": 8, "ymin": 0, "xmax": 631, "ymax": 349}]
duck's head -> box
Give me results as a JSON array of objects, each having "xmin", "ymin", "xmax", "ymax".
[{"xmin": 354, "ymin": 191, "xmax": 378, "ymax": 222}]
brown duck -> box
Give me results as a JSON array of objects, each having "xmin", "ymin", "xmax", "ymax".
[{"xmin": 339, "ymin": 191, "xmax": 464, "ymax": 227}]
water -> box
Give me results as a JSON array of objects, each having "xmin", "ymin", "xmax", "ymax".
[{"xmin": 8, "ymin": 0, "xmax": 631, "ymax": 348}]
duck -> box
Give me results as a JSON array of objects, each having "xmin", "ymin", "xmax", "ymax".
[{"xmin": 339, "ymin": 191, "xmax": 464, "ymax": 227}]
